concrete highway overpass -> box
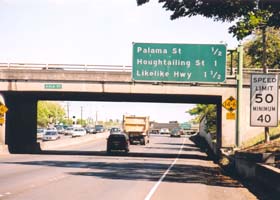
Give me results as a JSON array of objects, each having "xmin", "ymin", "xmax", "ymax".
[{"xmin": 0, "ymin": 63, "xmax": 273, "ymax": 153}]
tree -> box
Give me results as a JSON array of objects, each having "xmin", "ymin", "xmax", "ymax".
[
  {"xmin": 187, "ymin": 104, "xmax": 217, "ymax": 139},
  {"xmin": 76, "ymin": 118, "xmax": 87, "ymax": 126},
  {"xmin": 37, "ymin": 101, "xmax": 66, "ymax": 127},
  {"xmin": 136, "ymin": 0, "xmax": 280, "ymax": 40},
  {"xmin": 227, "ymin": 28, "xmax": 280, "ymax": 69},
  {"xmin": 243, "ymin": 28, "xmax": 280, "ymax": 68}
]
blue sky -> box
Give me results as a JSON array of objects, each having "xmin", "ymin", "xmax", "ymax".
[
  {"xmin": 1, "ymin": 0, "xmax": 239, "ymax": 122},
  {"xmin": 0, "ymin": 0, "xmax": 239, "ymax": 65}
]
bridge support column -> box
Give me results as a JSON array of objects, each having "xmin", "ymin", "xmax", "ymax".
[
  {"xmin": 0, "ymin": 93, "xmax": 9, "ymax": 153},
  {"xmin": 5, "ymin": 94, "xmax": 40, "ymax": 153}
]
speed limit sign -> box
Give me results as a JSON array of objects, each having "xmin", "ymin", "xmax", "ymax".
[{"xmin": 250, "ymin": 74, "xmax": 279, "ymax": 127}]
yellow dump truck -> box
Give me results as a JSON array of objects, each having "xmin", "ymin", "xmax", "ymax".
[{"xmin": 123, "ymin": 115, "xmax": 150, "ymax": 145}]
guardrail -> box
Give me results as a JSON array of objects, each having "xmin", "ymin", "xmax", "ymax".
[{"xmin": 1, "ymin": 62, "xmax": 280, "ymax": 75}]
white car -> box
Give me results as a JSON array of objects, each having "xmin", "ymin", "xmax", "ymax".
[
  {"xmin": 160, "ymin": 128, "xmax": 170, "ymax": 134},
  {"xmin": 72, "ymin": 128, "xmax": 87, "ymax": 137},
  {"xmin": 37, "ymin": 128, "xmax": 45, "ymax": 139},
  {"xmin": 43, "ymin": 130, "xmax": 60, "ymax": 141},
  {"xmin": 64, "ymin": 127, "xmax": 74, "ymax": 135}
]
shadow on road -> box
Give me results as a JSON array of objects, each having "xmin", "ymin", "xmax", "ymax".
[
  {"xmin": 143, "ymin": 146, "xmax": 201, "ymax": 152},
  {"xmin": 155, "ymin": 142, "xmax": 197, "ymax": 148},
  {"xmin": 2, "ymin": 159, "xmax": 242, "ymax": 188},
  {"xmin": 38, "ymin": 150, "xmax": 210, "ymax": 160}
]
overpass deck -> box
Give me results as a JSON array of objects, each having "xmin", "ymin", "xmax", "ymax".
[{"xmin": 2, "ymin": 62, "xmax": 278, "ymax": 86}]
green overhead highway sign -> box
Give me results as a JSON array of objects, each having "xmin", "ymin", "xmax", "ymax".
[{"xmin": 132, "ymin": 43, "xmax": 226, "ymax": 83}]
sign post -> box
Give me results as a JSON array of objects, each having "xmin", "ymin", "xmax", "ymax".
[
  {"xmin": 132, "ymin": 43, "xmax": 226, "ymax": 83},
  {"xmin": 250, "ymin": 74, "xmax": 278, "ymax": 127},
  {"xmin": 236, "ymin": 45, "xmax": 243, "ymax": 147}
]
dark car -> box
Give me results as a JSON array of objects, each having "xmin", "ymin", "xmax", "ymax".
[
  {"xmin": 107, "ymin": 133, "xmax": 130, "ymax": 153},
  {"xmin": 95, "ymin": 125, "xmax": 104, "ymax": 133}
]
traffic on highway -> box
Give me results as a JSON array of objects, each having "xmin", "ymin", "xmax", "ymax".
[{"xmin": 0, "ymin": 129, "xmax": 262, "ymax": 200}]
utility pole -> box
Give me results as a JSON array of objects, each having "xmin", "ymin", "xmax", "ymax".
[
  {"xmin": 67, "ymin": 102, "xmax": 70, "ymax": 120},
  {"xmin": 81, "ymin": 106, "xmax": 83, "ymax": 124},
  {"xmin": 95, "ymin": 110, "xmax": 98, "ymax": 126}
]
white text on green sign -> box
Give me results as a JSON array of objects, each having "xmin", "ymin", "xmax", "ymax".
[
  {"xmin": 132, "ymin": 43, "xmax": 226, "ymax": 83},
  {"xmin": 44, "ymin": 84, "xmax": 62, "ymax": 89}
]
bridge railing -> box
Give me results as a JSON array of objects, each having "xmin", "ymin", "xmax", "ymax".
[
  {"xmin": 227, "ymin": 68, "xmax": 280, "ymax": 76},
  {"xmin": 1, "ymin": 62, "xmax": 280, "ymax": 75},
  {"xmin": 0, "ymin": 63, "xmax": 132, "ymax": 72}
]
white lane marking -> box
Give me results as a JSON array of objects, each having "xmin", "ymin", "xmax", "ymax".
[{"xmin": 145, "ymin": 137, "xmax": 186, "ymax": 200}]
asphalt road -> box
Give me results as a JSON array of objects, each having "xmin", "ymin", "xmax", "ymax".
[{"xmin": 0, "ymin": 134, "xmax": 259, "ymax": 200}]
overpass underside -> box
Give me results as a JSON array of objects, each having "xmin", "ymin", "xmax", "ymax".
[{"xmin": 0, "ymin": 84, "xmax": 224, "ymax": 154}]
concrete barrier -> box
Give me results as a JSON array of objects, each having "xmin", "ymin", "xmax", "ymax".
[
  {"xmin": 235, "ymin": 151, "xmax": 275, "ymax": 178},
  {"xmin": 256, "ymin": 164, "xmax": 280, "ymax": 194}
]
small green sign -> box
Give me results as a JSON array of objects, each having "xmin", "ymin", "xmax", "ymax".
[
  {"xmin": 180, "ymin": 122, "xmax": 191, "ymax": 130},
  {"xmin": 44, "ymin": 84, "xmax": 62, "ymax": 89},
  {"xmin": 132, "ymin": 43, "xmax": 226, "ymax": 83}
]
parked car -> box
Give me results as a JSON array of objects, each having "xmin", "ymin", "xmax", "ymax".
[
  {"xmin": 107, "ymin": 133, "xmax": 130, "ymax": 153},
  {"xmin": 170, "ymin": 128, "xmax": 183, "ymax": 137},
  {"xmin": 37, "ymin": 128, "xmax": 45, "ymax": 139},
  {"xmin": 110, "ymin": 127, "xmax": 121, "ymax": 134},
  {"xmin": 42, "ymin": 130, "xmax": 60, "ymax": 141},
  {"xmin": 72, "ymin": 128, "xmax": 87, "ymax": 137},
  {"xmin": 160, "ymin": 128, "xmax": 170, "ymax": 134},
  {"xmin": 64, "ymin": 127, "xmax": 74, "ymax": 135},
  {"xmin": 55, "ymin": 126, "xmax": 65, "ymax": 134}
]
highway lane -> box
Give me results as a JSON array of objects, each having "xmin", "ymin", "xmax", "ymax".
[{"xmin": 0, "ymin": 134, "xmax": 258, "ymax": 200}]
